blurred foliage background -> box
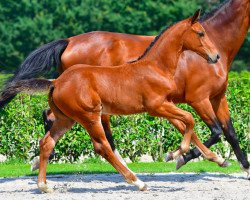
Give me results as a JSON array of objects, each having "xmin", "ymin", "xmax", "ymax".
[
  {"xmin": 0, "ymin": 0, "xmax": 249, "ymax": 73},
  {"xmin": 0, "ymin": 72, "xmax": 249, "ymax": 162}
]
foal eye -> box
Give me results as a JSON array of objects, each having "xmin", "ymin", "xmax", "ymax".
[{"xmin": 198, "ymin": 32, "xmax": 205, "ymax": 37}]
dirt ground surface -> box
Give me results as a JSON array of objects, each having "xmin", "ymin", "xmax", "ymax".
[{"xmin": 0, "ymin": 173, "xmax": 249, "ymax": 200}]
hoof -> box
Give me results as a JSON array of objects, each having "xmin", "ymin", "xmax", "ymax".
[
  {"xmin": 140, "ymin": 183, "xmax": 148, "ymax": 191},
  {"xmin": 165, "ymin": 152, "xmax": 174, "ymax": 162},
  {"xmin": 219, "ymin": 160, "xmax": 231, "ymax": 168},
  {"xmin": 131, "ymin": 179, "xmax": 148, "ymax": 191},
  {"xmin": 38, "ymin": 182, "xmax": 54, "ymax": 193},
  {"xmin": 240, "ymin": 164, "xmax": 250, "ymax": 180},
  {"xmin": 31, "ymin": 156, "xmax": 40, "ymax": 171},
  {"xmin": 176, "ymin": 156, "xmax": 185, "ymax": 170}
]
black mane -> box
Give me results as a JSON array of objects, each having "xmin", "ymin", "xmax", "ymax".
[
  {"xmin": 200, "ymin": 0, "xmax": 231, "ymax": 22},
  {"xmin": 129, "ymin": 23, "xmax": 176, "ymax": 63}
]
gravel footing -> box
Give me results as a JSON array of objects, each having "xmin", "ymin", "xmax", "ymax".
[{"xmin": 0, "ymin": 173, "xmax": 249, "ymax": 200}]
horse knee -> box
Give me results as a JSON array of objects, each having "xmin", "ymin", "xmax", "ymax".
[
  {"xmin": 39, "ymin": 134, "xmax": 55, "ymax": 157},
  {"xmin": 181, "ymin": 144, "xmax": 190, "ymax": 154},
  {"xmin": 184, "ymin": 112, "xmax": 195, "ymax": 130}
]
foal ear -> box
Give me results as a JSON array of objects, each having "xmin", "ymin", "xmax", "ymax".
[{"xmin": 191, "ymin": 9, "xmax": 201, "ymax": 24}]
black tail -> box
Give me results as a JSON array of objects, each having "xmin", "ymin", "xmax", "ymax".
[
  {"xmin": 0, "ymin": 39, "xmax": 68, "ymax": 108},
  {"xmin": 0, "ymin": 79, "xmax": 53, "ymax": 109}
]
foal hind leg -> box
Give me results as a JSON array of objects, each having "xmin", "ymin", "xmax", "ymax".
[
  {"xmin": 31, "ymin": 108, "xmax": 56, "ymax": 171},
  {"xmin": 79, "ymin": 113, "xmax": 147, "ymax": 191},
  {"xmin": 37, "ymin": 115, "xmax": 74, "ymax": 193}
]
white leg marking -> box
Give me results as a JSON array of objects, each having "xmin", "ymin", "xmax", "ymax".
[
  {"xmin": 37, "ymin": 182, "xmax": 54, "ymax": 193},
  {"xmin": 31, "ymin": 156, "xmax": 40, "ymax": 171},
  {"xmin": 132, "ymin": 178, "xmax": 148, "ymax": 191},
  {"xmin": 240, "ymin": 164, "xmax": 250, "ymax": 180},
  {"xmin": 114, "ymin": 149, "xmax": 127, "ymax": 167}
]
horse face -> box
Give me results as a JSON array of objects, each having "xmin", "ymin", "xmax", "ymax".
[{"xmin": 183, "ymin": 10, "xmax": 220, "ymax": 64}]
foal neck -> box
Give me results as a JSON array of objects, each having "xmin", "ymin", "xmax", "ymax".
[{"xmin": 142, "ymin": 22, "xmax": 188, "ymax": 76}]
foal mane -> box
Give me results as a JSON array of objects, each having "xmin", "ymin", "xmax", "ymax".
[
  {"xmin": 129, "ymin": 23, "xmax": 176, "ymax": 63},
  {"xmin": 200, "ymin": 0, "xmax": 231, "ymax": 22}
]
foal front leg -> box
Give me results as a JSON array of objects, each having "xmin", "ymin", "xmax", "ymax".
[
  {"xmin": 150, "ymin": 101, "xmax": 223, "ymax": 165},
  {"xmin": 149, "ymin": 101, "xmax": 195, "ymax": 157},
  {"xmin": 174, "ymin": 99, "xmax": 228, "ymax": 169}
]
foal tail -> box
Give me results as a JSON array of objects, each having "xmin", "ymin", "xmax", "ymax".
[
  {"xmin": 0, "ymin": 79, "xmax": 53, "ymax": 109},
  {"xmin": 0, "ymin": 39, "xmax": 68, "ymax": 109}
]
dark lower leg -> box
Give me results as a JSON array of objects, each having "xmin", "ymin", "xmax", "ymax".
[
  {"xmin": 101, "ymin": 115, "xmax": 116, "ymax": 151},
  {"xmin": 42, "ymin": 109, "xmax": 56, "ymax": 160},
  {"xmin": 183, "ymin": 120, "xmax": 222, "ymax": 163},
  {"xmin": 224, "ymin": 119, "xmax": 249, "ymax": 169}
]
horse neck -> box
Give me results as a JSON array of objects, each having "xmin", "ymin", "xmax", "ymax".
[
  {"xmin": 143, "ymin": 23, "xmax": 187, "ymax": 76},
  {"xmin": 202, "ymin": 0, "xmax": 250, "ymax": 69}
]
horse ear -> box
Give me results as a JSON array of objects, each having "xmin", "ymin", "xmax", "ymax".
[{"xmin": 191, "ymin": 9, "xmax": 201, "ymax": 24}]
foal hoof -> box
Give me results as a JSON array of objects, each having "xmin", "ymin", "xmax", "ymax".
[
  {"xmin": 218, "ymin": 160, "xmax": 231, "ymax": 168},
  {"xmin": 38, "ymin": 182, "xmax": 54, "ymax": 193},
  {"xmin": 31, "ymin": 156, "xmax": 40, "ymax": 171},
  {"xmin": 140, "ymin": 183, "xmax": 149, "ymax": 191},
  {"xmin": 131, "ymin": 179, "xmax": 149, "ymax": 191},
  {"xmin": 165, "ymin": 152, "xmax": 174, "ymax": 162},
  {"xmin": 176, "ymin": 156, "xmax": 186, "ymax": 170}
]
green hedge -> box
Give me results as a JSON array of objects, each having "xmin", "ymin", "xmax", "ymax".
[{"xmin": 0, "ymin": 72, "xmax": 249, "ymax": 162}]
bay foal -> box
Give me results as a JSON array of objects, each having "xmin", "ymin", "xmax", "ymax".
[{"xmin": 35, "ymin": 10, "xmax": 224, "ymax": 192}]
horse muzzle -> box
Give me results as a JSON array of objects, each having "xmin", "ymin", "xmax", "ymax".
[{"xmin": 207, "ymin": 54, "xmax": 220, "ymax": 64}]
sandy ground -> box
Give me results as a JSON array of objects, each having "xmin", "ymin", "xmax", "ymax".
[{"xmin": 0, "ymin": 173, "xmax": 249, "ymax": 200}]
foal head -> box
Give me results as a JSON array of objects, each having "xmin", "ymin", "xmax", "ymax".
[{"xmin": 183, "ymin": 10, "xmax": 220, "ymax": 63}]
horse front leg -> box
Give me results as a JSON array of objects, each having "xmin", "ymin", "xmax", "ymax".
[
  {"xmin": 175, "ymin": 98, "xmax": 229, "ymax": 169},
  {"xmin": 212, "ymin": 95, "xmax": 250, "ymax": 179},
  {"xmin": 38, "ymin": 116, "xmax": 74, "ymax": 193},
  {"xmin": 149, "ymin": 101, "xmax": 223, "ymax": 164},
  {"xmin": 101, "ymin": 114, "xmax": 127, "ymax": 167},
  {"xmin": 80, "ymin": 114, "xmax": 147, "ymax": 191}
]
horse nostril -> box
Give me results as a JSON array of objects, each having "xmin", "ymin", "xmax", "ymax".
[{"xmin": 217, "ymin": 54, "xmax": 220, "ymax": 60}]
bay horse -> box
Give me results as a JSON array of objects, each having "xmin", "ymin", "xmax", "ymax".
[
  {"xmin": 3, "ymin": 11, "xmax": 224, "ymax": 192},
  {"xmin": 0, "ymin": 0, "xmax": 249, "ymax": 178}
]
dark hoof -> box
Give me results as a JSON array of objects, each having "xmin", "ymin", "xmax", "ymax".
[
  {"xmin": 165, "ymin": 152, "xmax": 174, "ymax": 162},
  {"xmin": 219, "ymin": 160, "xmax": 231, "ymax": 168},
  {"xmin": 176, "ymin": 156, "xmax": 185, "ymax": 170}
]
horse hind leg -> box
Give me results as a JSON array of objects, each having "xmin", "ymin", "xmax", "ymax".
[
  {"xmin": 79, "ymin": 113, "xmax": 147, "ymax": 191},
  {"xmin": 37, "ymin": 93, "xmax": 75, "ymax": 193},
  {"xmin": 31, "ymin": 108, "xmax": 56, "ymax": 172},
  {"xmin": 101, "ymin": 114, "xmax": 128, "ymax": 167}
]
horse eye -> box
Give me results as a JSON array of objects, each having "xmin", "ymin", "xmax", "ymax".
[{"xmin": 198, "ymin": 32, "xmax": 205, "ymax": 37}]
